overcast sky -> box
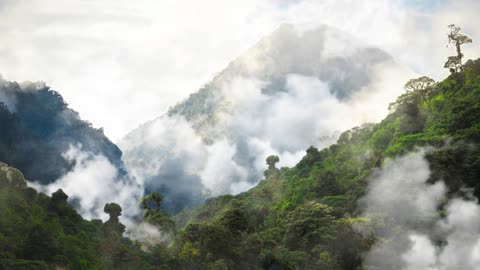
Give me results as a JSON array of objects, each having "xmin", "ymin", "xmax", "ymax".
[{"xmin": 0, "ymin": 0, "xmax": 478, "ymax": 141}]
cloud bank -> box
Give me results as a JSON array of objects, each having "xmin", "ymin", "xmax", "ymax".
[
  {"xmin": 0, "ymin": 0, "xmax": 478, "ymax": 140},
  {"xmin": 121, "ymin": 25, "xmax": 414, "ymax": 210},
  {"xmin": 30, "ymin": 145, "xmax": 172, "ymax": 245},
  {"xmin": 358, "ymin": 149, "xmax": 480, "ymax": 270},
  {"xmin": 30, "ymin": 145, "xmax": 143, "ymax": 222}
]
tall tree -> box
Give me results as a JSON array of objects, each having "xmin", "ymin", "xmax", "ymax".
[
  {"xmin": 404, "ymin": 76, "xmax": 436, "ymax": 107},
  {"xmin": 264, "ymin": 155, "xmax": 280, "ymax": 178},
  {"xmin": 445, "ymin": 24, "xmax": 473, "ymax": 72}
]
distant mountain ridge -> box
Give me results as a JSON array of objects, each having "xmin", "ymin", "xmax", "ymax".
[
  {"xmin": 0, "ymin": 77, "xmax": 126, "ymax": 184},
  {"xmin": 120, "ymin": 24, "xmax": 410, "ymax": 212},
  {"xmin": 167, "ymin": 24, "xmax": 393, "ymax": 140}
]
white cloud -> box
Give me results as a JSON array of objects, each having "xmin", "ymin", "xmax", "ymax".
[
  {"xmin": 120, "ymin": 55, "xmax": 412, "ymax": 207},
  {"xmin": 120, "ymin": 115, "xmax": 253, "ymax": 204},
  {"xmin": 0, "ymin": 0, "xmax": 478, "ymax": 140},
  {"xmin": 28, "ymin": 144, "xmax": 177, "ymax": 244},
  {"xmin": 219, "ymin": 59, "xmax": 411, "ymax": 168},
  {"xmin": 30, "ymin": 145, "xmax": 143, "ymax": 221},
  {"xmin": 200, "ymin": 139, "xmax": 249, "ymax": 195},
  {"xmin": 125, "ymin": 222, "xmax": 172, "ymax": 251},
  {"xmin": 401, "ymin": 234, "xmax": 438, "ymax": 270},
  {"xmin": 359, "ymin": 149, "xmax": 480, "ymax": 270}
]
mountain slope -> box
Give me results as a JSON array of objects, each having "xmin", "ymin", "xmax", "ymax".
[
  {"xmin": 0, "ymin": 162, "xmax": 176, "ymax": 269},
  {"xmin": 167, "ymin": 24, "xmax": 392, "ymax": 136},
  {"xmin": 120, "ymin": 24, "xmax": 412, "ymax": 212},
  {"xmin": 0, "ymin": 77, "xmax": 126, "ymax": 185},
  {"xmin": 170, "ymin": 58, "xmax": 480, "ymax": 269}
]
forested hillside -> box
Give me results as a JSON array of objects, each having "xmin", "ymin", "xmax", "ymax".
[
  {"xmin": 0, "ymin": 78, "xmax": 126, "ymax": 184},
  {"xmin": 170, "ymin": 57, "xmax": 480, "ymax": 269},
  {"xmin": 0, "ymin": 162, "xmax": 178, "ymax": 270}
]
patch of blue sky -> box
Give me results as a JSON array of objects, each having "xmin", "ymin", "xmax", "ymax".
[{"xmin": 401, "ymin": 0, "xmax": 447, "ymax": 12}]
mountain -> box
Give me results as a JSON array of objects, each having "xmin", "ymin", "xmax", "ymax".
[
  {"xmin": 170, "ymin": 58, "xmax": 480, "ymax": 269},
  {"xmin": 120, "ymin": 24, "xmax": 412, "ymax": 212},
  {"xmin": 0, "ymin": 77, "xmax": 126, "ymax": 184},
  {"xmin": 168, "ymin": 24, "xmax": 392, "ymax": 136},
  {"xmin": 3, "ymin": 56, "xmax": 478, "ymax": 270}
]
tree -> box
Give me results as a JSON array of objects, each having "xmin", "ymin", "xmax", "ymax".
[
  {"xmin": 141, "ymin": 192, "xmax": 163, "ymax": 215},
  {"xmin": 404, "ymin": 76, "xmax": 436, "ymax": 107},
  {"xmin": 445, "ymin": 24, "xmax": 472, "ymax": 72},
  {"xmin": 48, "ymin": 189, "xmax": 71, "ymax": 216},
  {"xmin": 103, "ymin": 203, "xmax": 125, "ymax": 235},
  {"xmin": 104, "ymin": 203, "xmax": 122, "ymax": 223},
  {"xmin": 209, "ymin": 259, "xmax": 228, "ymax": 270},
  {"xmin": 388, "ymin": 91, "xmax": 420, "ymax": 114},
  {"xmin": 141, "ymin": 192, "xmax": 175, "ymax": 233},
  {"xmin": 404, "ymin": 76, "xmax": 436, "ymax": 93},
  {"xmin": 388, "ymin": 76, "xmax": 436, "ymax": 113},
  {"xmin": 284, "ymin": 201, "xmax": 336, "ymax": 251},
  {"xmin": 219, "ymin": 208, "xmax": 249, "ymax": 233},
  {"xmin": 266, "ymin": 155, "xmax": 280, "ymax": 170},
  {"xmin": 23, "ymin": 222, "xmax": 61, "ymax": 262},
  {"xmin": 51, "ymin": 189, "xmax": 68, "ymax": 202},
  {"xmin": 264, "ymin": 155, "xmax": 280, "ymax": 178}
]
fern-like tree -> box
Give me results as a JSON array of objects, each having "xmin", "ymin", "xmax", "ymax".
[{"xmin": 445, "ymin": 24, "xmax": 472, "ymax": 72}]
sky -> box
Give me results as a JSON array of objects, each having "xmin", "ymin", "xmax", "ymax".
[{"xmin": 0, "ymin": 0, "xmax": 479, "ymax": 141}]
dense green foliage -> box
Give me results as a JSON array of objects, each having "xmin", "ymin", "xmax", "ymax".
[
  {"xmin": 0, "ymin": 163, "xmax": 177, "ymax": 270},
  {"xmin": 170, "ymin": 58, "xmax": 480, "ymax": 269}
]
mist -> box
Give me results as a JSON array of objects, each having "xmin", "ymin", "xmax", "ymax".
[
  {"xmin": 26, "ymin": 144, "xmax": 174, "ymax": 244},
  {"xmin": 358, "ymin": 149, "xmax": 480, "ymax": 269},
  {"xmin": 119, "ymin": 23, "xmax": 415, "ymax": 211},
  {"xmin": 29, "ymin": 145, "xmax": 143, "ymax": 222},
  {"xmin": 1, "ymin": 0, "xmax": 479, "ymax": 140}
]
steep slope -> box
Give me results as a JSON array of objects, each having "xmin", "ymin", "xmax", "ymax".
[
  {"xmin": 120, "ymin": 24, "xmax": 412, "ymax": 212},
  {"xmin": 0, "ymin": 77, "xmax": 126, "ymax": 184},
  {"xmin": 171, "ymin": 59, "xmax": 480, "ymax": 269},
  {"xmin": 0, "ymin": 162, "xmax": 176, "ymax": 269},
  {"xmin": 167, "ymin": 24, "xmax": 393, "ymax": 137}
]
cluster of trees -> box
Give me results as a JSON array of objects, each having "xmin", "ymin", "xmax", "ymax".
[
  {"xmin": 0, "ymin": 80, "xmax": 126, "ymax": 185},
  {"xmin": 0, "ymin": 162, "xmax": 176, "ymax": 269}
]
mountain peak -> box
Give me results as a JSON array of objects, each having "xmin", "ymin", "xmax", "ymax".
[{"xmin": 121, "ymin": 23, "xmax": 410, "ymax": 212}]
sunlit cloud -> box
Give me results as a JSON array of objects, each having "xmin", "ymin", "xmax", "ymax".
[{"xmin": 0, "ymin": 0, "xmax": 478, "ymax": 140}]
